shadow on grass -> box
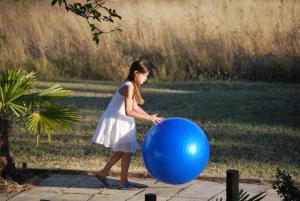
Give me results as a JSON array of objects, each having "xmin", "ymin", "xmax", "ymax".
[
  {"xmin": 208, "ymin": 131, "xmax": 300, "ymax": 166},
  {"xmin": 59, "ymin": 83, "xmax": 299, "ymax": 128}
]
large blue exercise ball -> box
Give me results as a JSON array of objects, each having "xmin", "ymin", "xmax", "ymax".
[{"xmin": 142, "ymin": 117, "xmax": 210, "ymax": 185}]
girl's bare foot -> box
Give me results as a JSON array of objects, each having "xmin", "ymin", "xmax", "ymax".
[
  {"xmin": 117, "ymin": 180, "xmax": 128, "ymax": 186},
  {"xmin": 96, "ymin": 170, "xmax": 108, "ymax": 177},
  {"xmin": 95, "ymin": 171, "xmax": 109, "ymax": 186}
]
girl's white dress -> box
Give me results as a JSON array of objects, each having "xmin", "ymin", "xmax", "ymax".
[{"xmin": 91, "ymin": 81, "xmax": 137, "ymax": 153}]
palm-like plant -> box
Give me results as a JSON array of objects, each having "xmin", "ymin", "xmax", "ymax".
[
  {"xmin": 0, "ymin": 69, "xmax": 79, "ymax": 178},
  {"xmin": 216, "ymin": 189, "xmax": 266, "ymax": 201}
]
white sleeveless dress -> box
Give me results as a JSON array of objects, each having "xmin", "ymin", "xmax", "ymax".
[{"xmin": 91, "ymin": 81, "xmax": 137, "ymax": 153}]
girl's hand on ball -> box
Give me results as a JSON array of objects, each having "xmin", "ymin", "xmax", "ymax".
[{"xmin": 149, "ymin": 114, "xmax": 164, "ymax": 124}]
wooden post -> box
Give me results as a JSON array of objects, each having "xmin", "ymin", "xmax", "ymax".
[
  {"xmin": 226, "ymin": 169, "xmax": 239, "ymax": 201},
  {"xmin": 22, "ymin": 162, "xmax": 27, "ymax": 169},
  {"xmin": 145, "ymin": 193, "xmax": 156, "ymax": 201}
]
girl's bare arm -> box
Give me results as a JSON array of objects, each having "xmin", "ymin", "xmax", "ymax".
[
  {"xmin": 133, "ymin": 102, "xmax": 149, "ymax": 116},
  {"xmin": 120, "ymin": 85, "xmax": 162, "ymax": 124}
]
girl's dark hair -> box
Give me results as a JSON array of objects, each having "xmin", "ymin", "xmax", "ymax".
[{"xmin": 126, "ymin": 59, "xmax": 149, "ymax": 105}]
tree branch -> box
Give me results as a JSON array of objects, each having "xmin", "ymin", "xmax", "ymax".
[{"xmin": 51, "ymin": 0, "xmax": 122, "ymax": 44}]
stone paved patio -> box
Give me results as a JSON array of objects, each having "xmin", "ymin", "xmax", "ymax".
[{"xmin": 1, "ymin": 174, "xmax": 281, "ymax": 201}]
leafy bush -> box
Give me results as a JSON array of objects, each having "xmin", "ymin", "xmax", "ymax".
[{"xmin": 273, "ymin": 168, "xmax": 300, "ymax": 201}]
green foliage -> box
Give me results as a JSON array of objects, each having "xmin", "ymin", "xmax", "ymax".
[
  {"xmin": 273, "ymin": 168, "xmax": 300, "ymax": 201},
  {"xmin": 0, "ymin": 69, "xmax": 35, "ymax": 118},
  {"xmin": 238, "ymin": 189, "xmax": 265, "ymax": 201},
  {"xmin": 0, "ymin": 69, "xmax": 79, "ymax": 146},
  {"xmin": 215, "ymin": 189, "xmax": 265, "ymax": 201},
  {"xmin": 51, "ymin": 0, "xmax": 121, "ymax": 44}
]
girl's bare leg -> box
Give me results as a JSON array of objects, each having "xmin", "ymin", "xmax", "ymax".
[
  {"xmin": 97, "ymin": 152, "xmax": 124, "ymax": 176},
  {"xmin": 118, "ymin": 152, "xmax": 132, "ymax": 185}
]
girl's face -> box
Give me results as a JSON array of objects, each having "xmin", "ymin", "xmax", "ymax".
[{"xmin": 134, "ymin": 71, "xmax": 149, "ymax": 85}]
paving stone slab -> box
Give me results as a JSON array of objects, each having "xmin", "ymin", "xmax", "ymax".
[
  {"xmin": 0, "ymin": 175, "xmax": 284, "ymax": 201},
  {"xmin": 29, "ymin": 175, "xmax": 87, "ymax": 194},
  {"xmin": 62, "ymin": 176, "xmax": 105, "ymax": 194},
  {"xmin": 138, "ymin": 186, "xmax": 183, "ymax": 197},
  {"xmin": 61, "ymin": 187, "xmax": 102, "ymax": 195},
  {"xmin": 101, "ymin": 187, "xmax": 144, "ymax": 196},
  {"xmin": 124, "ymin": 194, "xmax": 178, "ymax": 201},
  {"xmin": 127, "ymin": 181, "xmax": 194, "ymax": 200},
  {"xmin": 38, "ymin": 174, "xmax": 86, "ymax": 188},
  {"xmin": 263, "ymin": 188, "xmax": 282, "ymax": 201},
  {"xmin": 50, "ymin": 193, "xmax": 92, "ymax": 201},
  {"xmin": 175, "ymin": 181, "xmax": 225, "ymax": 199},
  {"xmin": 0, "ymin": 192, "xmax": 18, "ymax": 201},
  {"xmin": 105, "ymin": 176, "xmax": 155, "ymax": 188},
  {"xmin": 90, "ymin": 192, "xmax": 152, "ymax": 201},
  {"xmin": 8, "ymin": 191, "xmax": 56, "ymax": 201},
  {"xmin": 89, "ymin": 193, "xmax": 129, "ymax": 201},
  {"xmin": 239, "ymin": 183, "xmax": 270, "ymax": 193},
  {"xmin": 213, "ymin": 184, "xmax": 280, "ymax": 201},
  {"xmin": 129, "ymin": 196, "xmax": 176, "ymax": 201},
  {"xmin": 30, "ymin": 186, "xmax": 68, "ymax": 193},
  {"xmin": 128, "ymin": 178, "xmax": 156, "ymax": 188},
  {"xmin": 152, "ymin": 180, "xmax": 195, "ymax": 188},
  {"xmin": 168, "ymin": 197, "xmax": 208, "ymax": 201},
  {"xmin": 263, "ymin": 193, "xmax": 282, "ymax": 201}
]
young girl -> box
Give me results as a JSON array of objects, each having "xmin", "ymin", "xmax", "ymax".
[{"xmin": 92, "ymin": 59, "xmax": 163, "ymax": 190}]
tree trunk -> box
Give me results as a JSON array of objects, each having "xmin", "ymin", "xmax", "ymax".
[{"xmin": 0, "ymin": 118, "xmax": 15, "ymax": 179}]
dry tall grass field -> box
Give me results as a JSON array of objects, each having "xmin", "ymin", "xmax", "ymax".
[{"xmin": 0, "ymin": 0, "xmax": 299, "ymax": 81}]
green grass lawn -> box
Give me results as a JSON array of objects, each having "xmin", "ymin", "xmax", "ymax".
[{"xmin": 9, "ymin": 80, "xmax": 300, "ymax": 181}]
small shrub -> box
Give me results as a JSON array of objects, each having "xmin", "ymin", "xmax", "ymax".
[{"xmin": 273, "ymin": 168, "xmax": 300, "ymax": 201}]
